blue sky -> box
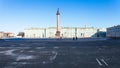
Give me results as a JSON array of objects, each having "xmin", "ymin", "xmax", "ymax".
[{"xmin": 0, "ymin": 0, "xmax": 120, "ymax": 33}]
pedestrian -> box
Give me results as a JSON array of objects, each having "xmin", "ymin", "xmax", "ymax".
[
  {"xmin": 76, "ymin": 36, "xmax": 77, "ymax": 40},
  {"xmin": 73, "ymin": 37, "xmax": 75, "ymax": 40}
]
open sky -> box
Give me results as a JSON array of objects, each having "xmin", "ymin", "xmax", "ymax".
[{"xmin": 0, "ymin": 0, "xmax": 120, "ymax": 34}]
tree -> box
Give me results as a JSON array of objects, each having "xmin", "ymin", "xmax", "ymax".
[{"xmin": 17, "ymin": 32, "xmax": 25, "ymax": 37}]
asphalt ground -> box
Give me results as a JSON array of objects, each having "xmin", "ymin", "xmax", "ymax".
[{"xmin": 0, "ymin": 39, "xmax": 120, "ymax": 68}]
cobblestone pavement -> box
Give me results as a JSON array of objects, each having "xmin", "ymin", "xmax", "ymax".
[{"xmin": 0, "ymin": 39, "xmax": 120, "ymax": 68}]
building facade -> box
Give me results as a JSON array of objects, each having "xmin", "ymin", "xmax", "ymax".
[
  {"xmin": 107, "ymin": 25, "xmax": 120, "ymax": 38},
  {"xmin": 0, "ymin": 32, "xmax": 14, "ymax": 38},
  {"xmin": 24, "ymin": 9, "xmax": 106, "ymax": 38},
  {"xmin": 0, "ymin": 32, "xmax": 5, "ymax": 38},
  {"xmin": 24, "ymin": 27, "xmax": 106, "ymax": 38}
]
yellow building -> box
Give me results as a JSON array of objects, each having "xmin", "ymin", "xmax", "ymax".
[{"xmin": 0, "ymin": 32, "xmax": 14, "ymax": 38}]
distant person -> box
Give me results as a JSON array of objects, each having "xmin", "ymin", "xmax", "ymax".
[
  {"xmin": 76, "ymin": 36, "xmax": 78, "ymax": 40},
  {"xmin": 60, "ymin": 37, "xmax": 62, "ymax": 40},
  {"xmin": 73, "ymin": 37, "xmax": 75, "ymax": 40}
]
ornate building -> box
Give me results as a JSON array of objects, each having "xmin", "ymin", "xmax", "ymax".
[
  {"xmin": 24, "ymin": 8, "xmax": 106, "ymax": 38},
  {"xmin": 0, "ymin": 32, "xmax": 14, "ymax": 38},
  {"xmin": 24, "ymin": 27, "xmax": 106, "ymax": 38},
  {"xmin": 107, "ymin": 25, "xmax": 120, "ymax": 38}
]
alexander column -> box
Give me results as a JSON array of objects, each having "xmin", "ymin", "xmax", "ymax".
[{"xmin": 55, "ymin": 8, "xmax": 61, "ymax": 38}]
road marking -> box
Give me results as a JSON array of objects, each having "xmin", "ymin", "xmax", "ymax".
[
  {"xmin": 96, "ymin": 58, "xmax": 103, "ymax": 66},
  {"xmin": 50, "ymin": 51, "xmax": 58, "ymax": 61},
  {"xmin": 101, "ymin": 59, "xmax": 108, "ymax": 66}
]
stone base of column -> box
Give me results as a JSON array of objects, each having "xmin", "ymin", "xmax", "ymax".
[{"xmin": 55, "ymin": 31, "xmax": 61, "ymax": 38}]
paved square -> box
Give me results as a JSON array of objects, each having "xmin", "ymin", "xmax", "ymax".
[{"xmin": 0, "ymin": 39, "xmax": 120, "ymax": 68}]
